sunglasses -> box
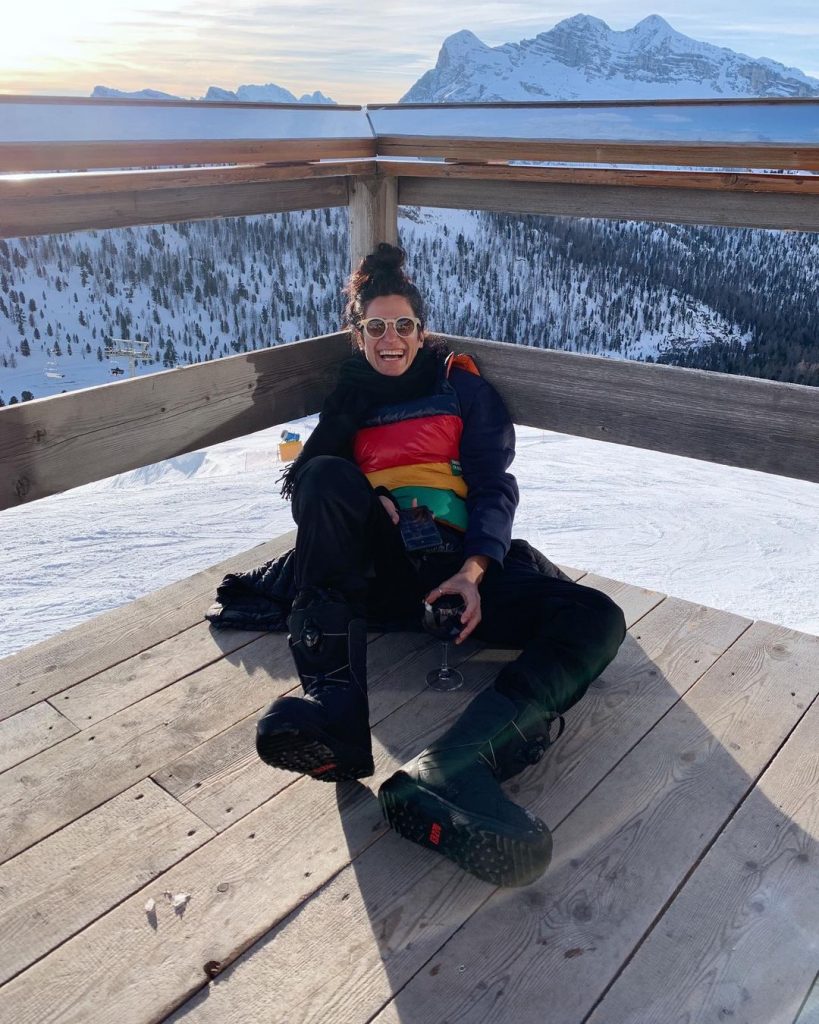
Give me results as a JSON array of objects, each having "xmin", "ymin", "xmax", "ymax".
[{"xmin": 360, "ymin": 316, "xmax": 421, "ymax": 340}]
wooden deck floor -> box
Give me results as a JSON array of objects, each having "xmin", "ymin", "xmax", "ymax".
[{"xmin": 1, "ymin": 532, "xmax": 817, "ymax": 1024}]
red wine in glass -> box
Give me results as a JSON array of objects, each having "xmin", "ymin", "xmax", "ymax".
[{"xmin": 422, "ymin": 594, "xmax": 465, "ymax": 691}]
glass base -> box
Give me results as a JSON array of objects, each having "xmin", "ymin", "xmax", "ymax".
[{"xmin": 426, "ymin": 666, "xmax": 464, "ymax": 692}]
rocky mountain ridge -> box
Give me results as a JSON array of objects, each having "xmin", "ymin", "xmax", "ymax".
[
  {"xmin": 403, "ymin": 14, "xmax": 819, "ymax": 102},
  {"xmin": 90, "ymin": 84, "xmax": 335, "ymax": 104}
]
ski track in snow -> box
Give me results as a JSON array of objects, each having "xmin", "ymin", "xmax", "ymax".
[{"xmin": 1, "ymin": 420, "xmax": 817, "ymax": 658}]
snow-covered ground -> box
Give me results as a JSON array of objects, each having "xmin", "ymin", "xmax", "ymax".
[{"xmin": 1, "ymin": 419, "xmax": 816, "ymax": 659}]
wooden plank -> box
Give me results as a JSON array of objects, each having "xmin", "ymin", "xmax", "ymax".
[
  {"xmin": 2, "ymin": 160, "xmax": 374, "ymax": 200},
  {"xmin": 0, "ymin": 332, "xmax": 349, "ymax": 510},
  {"xmin": 381, "ymin": 136, "xmax": 819, "ymax": 171},
  {"xmin": 0, "ymin": 701, "xmax": 77, "ymax": 772},
  {"xmin": 0, "ymin": 647, "xmax": 501, "ymax": 1024},
  {"xmin": 52, "ymin": 621, "xmax": 266, "ymax": 728},
  {"xmin": 578, "ymin": 572, "xmax": 665, "ymax": 627},
  {"xmin": 0, "ymin": 137, "xmax": 374, "ymax": 173},
  {"xmin": 162, "ymin": 596, "xmax": 752, "ymax": 1024},
  {"xmin": 1, "ymin": 174, "xmax": 349, "ymax": 239},
  {"xmin": 370, "ymin": 97, "xmax": 819, "ymax": 111},
  {"xmin": 0, "ymin": 780, "xmax": 214, "ymax": 987},
  {"xmin": 437, "ymin": 335, "xmax": 819, "ymax": 484},
  {"xmin": 367, "ymin": 621, "xmax": 818, "ymax": 1024},
  {"xmin": 398, "ymin": 174, "xmax": 819, "ymax": 232},
  {"xmin": 385, "ymin": 161, "xmax": 819, "ymax": 197},
  {"xmin": 348, "ymin": 173, "xmax": 398, "ymax": 271},
  {"xmin": 0, "ymin": 629, "xmax": 298, "ymax": 863},
  {"xmin": 0, "ymin": 533, "xmax": 294, "ymax": 719},
  {"xmin": 152, "ymin": 630, "xmax": 476, "ymax": 831},
  {"xmin": 585, "ymin": 694, "xmax": 819, "ymax": 1024}
]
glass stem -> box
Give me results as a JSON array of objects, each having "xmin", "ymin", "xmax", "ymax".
[{"xmin": 440, "ymin": 641, "xmax": 450, "ymax": 677}]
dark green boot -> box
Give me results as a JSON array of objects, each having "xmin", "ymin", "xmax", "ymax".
[
  {"xmin": 256, "ymin": 588, "xmax": 373, "ymax": 782},
  {"xmin": 378, "ymin": 687, "xmax": 563, "ymax": 887}
]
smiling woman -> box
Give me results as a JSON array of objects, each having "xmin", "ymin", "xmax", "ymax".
[{"xmin": 252, "ymin": 241, "xmax": 627, "ymax": 889}]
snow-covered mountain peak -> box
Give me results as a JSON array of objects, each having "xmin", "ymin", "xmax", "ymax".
[
  {"xmin": 442, "ymin": 29, "xmax": 487, "ymax": 53},
  {"xmin": 402, "ymin": 14, "xmax": 819, "ymax": 101},
  {"xmin": 91, "ymin": 86, "xmax": 181, "ymax": 100},
  {"xmin": 632, "ymin": 14, "xmax": 675, "ymax": 36},
  {"xmin": 554, "ymin": 14, "xmax": 611, "ymax": 35},
  {"xmin": 92, "ymin": 83, "xmax": 336, "ymax": 104}
]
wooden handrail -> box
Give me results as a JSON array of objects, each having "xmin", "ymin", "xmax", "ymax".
[
  {"xmin": 0, "ymin": 333, "xmax": 351, "ymax": 509},
  {"xmin": 1, "ymin": 334, "xmax": 816, "ymax": 511},
  {"xmin": 396, "ymin": 174, "xmax": 819, "ymax": 233},
  {"xmin": 3, "ymin": 95, "xmax": 819, "ymax": 238}
]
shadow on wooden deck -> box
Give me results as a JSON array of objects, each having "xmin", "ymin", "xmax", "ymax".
[{"xmin": 0, "ymin": 536, "xmax": 817, "ymax": 1024}]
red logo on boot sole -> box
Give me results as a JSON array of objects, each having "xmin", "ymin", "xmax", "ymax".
[
  {"xmin": 313, "ymin": 763, "xmax": 337, "ymax": 776},
  {"xmin": 429, "ymin": 822, "xmax": 442, "ymax": 845}
]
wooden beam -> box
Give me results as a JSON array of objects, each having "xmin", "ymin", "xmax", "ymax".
[
  {"xmin": 0, "ymin": 332, "xmax": 351, "ymax": 510},
  {"xmin": 436, "ymin": 335, "xmax": 819, "ymax": 483},
  {"xmin": 347, "ymin": 174, "xmax": 398, "ymax": 271},
  {"xmin": 368, "ymin": 97, "xmax": 819, "ymax": 111},
  {"xmin": 384, "ymin": 161, "xmax": 819, "ymax": 197},
  {"xmin": 379, "ymin": 136, "xmax": 819, "ymax": 171},
  {"xmin": 2, "ymin": 333, "xmax": 816, "ymax": 512},
  {"xmin": 0, "ymin": 138, "xmax": 375, "ymax": 173},
  {"xmin": 1, "ymin": 176, "xmax": 350, "ymax": 239},
  {"xmin": 2, "ymin": 160, "xmax": 377, "ymax": 201},
  {"xmin": 398, "ymin": 176, "xmax": 819, "ymax": 232}
]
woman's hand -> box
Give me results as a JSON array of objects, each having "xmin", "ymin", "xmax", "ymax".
[
  {"xmin": 378, "ymin": 494, "xmax": 400, "ymax": 525},
  {"xmin": 426, "ymin": 555, "xmax": 489, "ymax": 644}
]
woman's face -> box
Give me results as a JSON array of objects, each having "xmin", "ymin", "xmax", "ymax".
[{"xmin": 357, "ymin": 295, "xmax": 424, "ymax": 377}]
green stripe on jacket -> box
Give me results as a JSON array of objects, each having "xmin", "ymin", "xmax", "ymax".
[{"xmin": 391, "ymin": 486, "xmax": 468, "ymax": 531}]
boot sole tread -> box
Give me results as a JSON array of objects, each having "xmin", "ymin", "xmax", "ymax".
[
  {"xmin": 379, "ymin": 772, "xmax": 552, "ymax": 887},
  {"xmin": 258, "ymin": 728, "xmax": 374, "ymax": 783}
]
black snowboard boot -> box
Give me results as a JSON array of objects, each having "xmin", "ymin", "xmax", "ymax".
[
  {"xmin": 256, "ymin": 588, "xmax": 374, "ymax": 782},
  {"xmin": 378, "ymin": 687, "xmax": 563, "ymax": 886}
]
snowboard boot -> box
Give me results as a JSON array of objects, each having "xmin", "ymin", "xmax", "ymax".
[
  {"xmin": 378, "ymin": 686, "xmax": 564, "ymax": 887},
  {"xmin": 256, "ymin": 588, "xmax": 374, "ymax": 782}
]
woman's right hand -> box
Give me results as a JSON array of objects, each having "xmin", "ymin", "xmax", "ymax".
[{"xmin": 378, "ymin": 494, "xmax": 399, "ymax": 525}]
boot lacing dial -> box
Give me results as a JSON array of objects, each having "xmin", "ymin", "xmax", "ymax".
[
  {"xmin": 301, "ymin": 665, "xmax": 351, "ymax": 686},
  {"xmin": 298, "ymin": 617, "xmax": 347, "ymax": 650},
  {"xmin": 476, "ymin": 714, "xmax": 567, "ymax": 772},
  {"xmin": 292, "ymin": 618, "xmax": 353, "ymax": 687}
]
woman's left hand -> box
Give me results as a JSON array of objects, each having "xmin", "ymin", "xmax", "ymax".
[{"xmin": 426, "ymin": 555, "xmax": 489, "ymax": 644}]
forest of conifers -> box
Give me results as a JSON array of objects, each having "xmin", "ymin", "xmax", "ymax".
[{"xmin": 1, "ymin": 207, "xmax": 816, "ymax": 395}]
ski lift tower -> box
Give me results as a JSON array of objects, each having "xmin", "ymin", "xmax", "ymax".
[{"xmin": 104, "ymin": 338, "xmax": 151, "ymax": 377}]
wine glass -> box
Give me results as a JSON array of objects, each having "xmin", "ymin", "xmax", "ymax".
[{"xmin": 422, "ymin": 594, "xmax": 466, "ymax": 691}]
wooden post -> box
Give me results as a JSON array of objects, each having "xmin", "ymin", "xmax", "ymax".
[{"xmin": 347, "ymin": 174, "xmax": 398, "ymax": 271}]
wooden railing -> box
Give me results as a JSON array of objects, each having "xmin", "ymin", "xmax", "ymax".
[
  {"xmin": 4, "ymin": 96, "xmax": 819, "ymax": 244},
  {"xmin": 1, "ymin": 96, "xmax": 818, "ymax": 511},
  {"xmin": 2, "ymin": 332, "xmax": 817, "ymax": 511}
]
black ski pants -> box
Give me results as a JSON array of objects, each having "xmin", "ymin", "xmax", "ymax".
[{"xmin": 292, "ymin": 456, "xmax": 626, "ymax": 717}]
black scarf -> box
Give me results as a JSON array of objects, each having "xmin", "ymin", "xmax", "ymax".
[{"xmin": 278, "ymin": 348, "xmax": 442, "ymax": 499}]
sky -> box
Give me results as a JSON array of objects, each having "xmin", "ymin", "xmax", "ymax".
[{"xmin": 1, "ymin": 1, "xmax": 817, "ymax": 103}]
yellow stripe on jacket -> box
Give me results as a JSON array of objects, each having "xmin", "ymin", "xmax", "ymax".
[{"xmin": 364, "ymin": 461, "xmax": 468, "ymax": 499}]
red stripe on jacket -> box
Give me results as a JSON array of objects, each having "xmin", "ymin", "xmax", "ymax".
[{"xmin": 353, "ymin": 414, "xmax": 463, "ymax": 474}]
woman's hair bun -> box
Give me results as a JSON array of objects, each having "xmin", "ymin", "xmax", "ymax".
[
  {"xmin": 361, "ymin": 243, "xmax": 405, "ymax": 277},
  {"xmin": 344, "ymin": 241, "xmax": 426, "ymax": 334}
]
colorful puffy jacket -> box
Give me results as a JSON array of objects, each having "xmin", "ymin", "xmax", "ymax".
[{"xmin": 352, "ymin": 353, "xmax": 519, "ymax": 566}]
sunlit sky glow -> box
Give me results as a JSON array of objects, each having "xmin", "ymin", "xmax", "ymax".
[{"xmin": 1, "ymin": 1, "xmax": 817, "ymax": 103}]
